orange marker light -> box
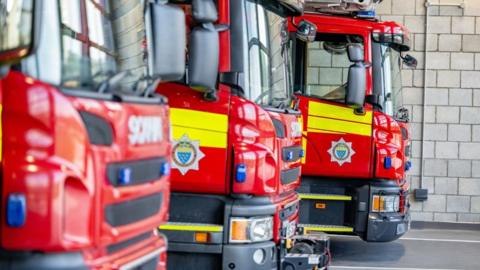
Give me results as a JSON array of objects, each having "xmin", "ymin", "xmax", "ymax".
[
  {"xmin": 315, "ymin": 203, "xmax": 326, "ymax": 209},
  {"xmin": 230, "ymin": 220, "xmax": 248, "ymax": 241},
  {"xmin": 194, "ymin": 232, "xmax": 209, "ymax": 243}
]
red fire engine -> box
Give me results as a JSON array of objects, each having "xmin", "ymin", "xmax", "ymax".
[
  {"xmin": 288, "ymin": 0, "xmax": 416, "ymax": 242},
  {"xmin": 0, "ymin": 1, "xmax": 185, "ymax": 269},
  {"xmin": 157, "ymin": 0, "xmax": 329, "ymax": 269}
]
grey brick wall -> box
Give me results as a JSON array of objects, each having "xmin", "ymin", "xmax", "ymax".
[{"xmin": 378, "ymin": 0, "xmax": 480, "ymax": 223}]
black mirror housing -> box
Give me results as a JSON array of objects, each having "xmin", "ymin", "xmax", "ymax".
[
  {"xmin": 346, "ymin": 45, "xmax": 366, "ymax": 108},
  {"xmin": 188, "ymin": 0, "xmax": 219, "ymax": 91},
  {"xmin": 296, "ymin": 20, "xmax": 317, "ymax": 43},
  {"xmin": 188, "ymin": 25, "xmax": 219, "ymax": 90},
  {"xmin": 146, "ymin": 2, "xmax": 186, "ymax": 81},
  {"xmin": 402, "ymin": 54, "xmax": 418, "ymax": 69}
]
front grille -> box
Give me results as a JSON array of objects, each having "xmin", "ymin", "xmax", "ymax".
[
  {"xmin": 107, "ymin": 157, "xmax": 167, "ymax": 187},
  {"xmin": 169, "ymin": 194, "xmax": 224, "ymax": 225},
  {"xmin": 107, "ymin": 232, "xmax": 151, "ymax": 254},
  {"xmin": 105, "ymin": 193, "xmax": 163, "ymax": 227}
]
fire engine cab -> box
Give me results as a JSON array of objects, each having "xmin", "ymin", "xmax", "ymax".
[{"xmin": 289, "ymin": 0, "xmax": 416, "ymax": 242}]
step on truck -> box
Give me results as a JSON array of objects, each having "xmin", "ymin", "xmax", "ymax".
[
  {"xmin": 288, "ymin": 0, "xmax": 417, "ymax": 242},
  {"xmin": 0, "ymin": 1, "xmax": 185, "ymax": 269},
  {"xmin": 157, "ymin": 0, "xmax": 330, "ymax": 269}
]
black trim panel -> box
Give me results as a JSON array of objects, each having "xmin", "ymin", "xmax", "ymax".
[
  {"xmin": 282, "ymin": 145, "xmax": 303, "ymax": 162},
  {"xmin": 105, "ymin": 193, "xmax": 163, "ymax": 227},
  {"xmin": 280, "ymin": 167, "xmax": 300, "ymax": 185},
  {"xmin": 106, "ymin": 157, "xmax": 167, "ymax": 187},
  {"xmin": 107, "ymin": 232, "xmax": 151, "ymax": 254},
  {"xmin": 79, "ymin": 111, "xmax": 113, "ymax": 146},
  {"xmin": 272, "ymin": 118, "xmax": 286, "ymax": 138}
]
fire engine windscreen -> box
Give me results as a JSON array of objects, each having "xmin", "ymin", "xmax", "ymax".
[
  {"xmin": 378, "ymin": 45, "xmax": 403, "ymax": 117},
  {"xmin": 20, "ymin": 0, "xmax": 184, "ymax": 96},
  {"xmin": 304, "ymin": 33, "xmax": 363, "ymax": 103},
  {"xmin": 0, "ymin": 0, "xmax": 34, "ymax": 59},
  {"xmin": 243, "ymin": 0, "xmax": 292, "ymax": 109}
]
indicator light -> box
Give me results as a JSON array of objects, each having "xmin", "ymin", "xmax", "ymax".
[
  {"xmin": 160, "ymin": 162, "xmax": 170, "ymax": 176},
  {"xmin": 7, "ymin": 193, "xmax": 27, "ymax": 227},
  {"xmin": 384, "ymin": 157, "xmax": 392, "ymax": 169},
  {"xmin": 299, "ymin": 149, "xmax": 305, "ymax": 158},
  {"xmin": 236, "ymin": 164, "xmax": 247, "ymax": 183},
  {"xmin": 118, "ymin": 167, "xmax": 132, "ymax": 185},
  {"xmin": 287, "ymin": 151, "xmax": 294, "ymax": 161}
]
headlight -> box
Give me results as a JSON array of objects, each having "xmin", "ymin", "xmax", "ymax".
[
  {"xmin": 372, "ymin": 195, "xmax": 400, "ymax": 213},
  {"xmin": 229, "ymin": 216, "xmax": 273, "ymax": 243}
]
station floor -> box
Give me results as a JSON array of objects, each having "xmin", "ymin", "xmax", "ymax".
[{"xmin": 328, "ymin": 228, "xmax": 480, "ymax": 270}]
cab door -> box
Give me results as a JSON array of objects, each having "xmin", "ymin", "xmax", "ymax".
[{"xmin": 294, "ymin": 22, "xmax": 374, "ymax": 179}]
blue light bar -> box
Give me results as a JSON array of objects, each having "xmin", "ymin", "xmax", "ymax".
[
  {"xmin": 7, "ymin": 193, "xmax": 27, "ymax": 227},
  {"xmin": 118, "ymin": 167, "xmax": 132, "ymax": 185},
  {"xmin": 236, "ymin": 164, "xmax": 247, "ymax": 183},
  {"xmin": 357, "ymin": 10, "xmax": 376, "ymax": 18}
]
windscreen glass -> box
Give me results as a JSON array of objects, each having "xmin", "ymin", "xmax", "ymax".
[
  {"xmin": 243, "ymin": 0, "xmax": 291, "ymax": 108},
  {"xmin": 379, "ymin": 44, "xmax": 403, "ymax": 116},
  {"xmin": 304, "ymin": 33, "xmax": 363, "ymax": 103},
  {"xmin": 0, "ymin": 0, "xmax": 33, "ymax": 55}
]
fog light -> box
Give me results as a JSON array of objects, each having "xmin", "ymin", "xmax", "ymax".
[{"xmin": 253, "ymin": 249, "xmax": 266, "ymax": 265}]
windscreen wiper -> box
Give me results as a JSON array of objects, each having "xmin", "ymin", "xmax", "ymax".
[{"xmin": 96, "ymin": 70, "xmax": 131, "ymax": 93}]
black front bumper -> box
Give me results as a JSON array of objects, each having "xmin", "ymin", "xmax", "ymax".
[
  {"xmin": 0, "ymin": 251, "xmax": 88, "ymax": 270},
  {"xmin": 364, "ymin": 212, "xmax": 410, "ymax": 242}
]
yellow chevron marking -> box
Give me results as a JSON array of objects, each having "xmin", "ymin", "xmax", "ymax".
[
  {"xmin": 170, "ymin": 108, "xmax": 228, "ymax": 148},
  {"xmin": 159, "ymin": 222, "xmax": 223, "ymax": 232},
  {"xmin": 299, "ymin": 193, "xmax": 352, "ymax": 201},
  {"xmin": 308, "ymin": 102, "xmax": 372, "ymax": 124}
]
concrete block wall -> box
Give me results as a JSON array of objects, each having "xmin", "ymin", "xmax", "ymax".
[{"xmin": 378, "ymin": 0, "xmax": 480, "ymax": 223}]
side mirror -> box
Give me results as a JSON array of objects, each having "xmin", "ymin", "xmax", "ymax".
[
  {"xmin": 296, "ymin": 20, "xmax": 317, "ymax": 43},
  {"xmin": 346, "ymin": 44, "xmax": 366, "ymax": 109},
  {"xmin": 0, "ymin": 0, "xmax": 40, "ymax": 65},
  {"xmin": 188, "ymin": 0, "xmax": 219, "ymax": 92},
  {"xmin": 146, "ymin": 2, "xmax": 186, "ymax": 81},
  {"xmin": 402, "ymin": 54, "xmax": 417, "ymax": 69}
]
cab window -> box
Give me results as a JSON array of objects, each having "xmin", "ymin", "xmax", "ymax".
[{"xmin": 303, "ymin": 33, "xmax": 363, "ymax": 103}]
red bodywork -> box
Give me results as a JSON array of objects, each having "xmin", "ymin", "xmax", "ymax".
[
  {"xmin": 291, "ymin": 13, "xmax": 410, "ymax": 182},
  {"xmin": 1, "ymin": 71, "xmax": 170, "ymax": 269},
  {"xmin": 158, "ymin": 0, "xmax": 303, "ymax": 245}
]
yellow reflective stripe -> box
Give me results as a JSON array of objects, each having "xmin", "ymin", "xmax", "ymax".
[
  {"xmin": 299, "ymin": 193, "xmax": 352, "ymax": 201},
  {"xmin": 170, "ymin": 108, "xmax": 228, "ymax": 149},
  {"xmin": 307, "ymin": 116, "xmax": 372, "ymax": 137},
  {"xmin": 308, "ymin": 101, "xmax": 372, "ymax": 124},
  {"xmin": 303, "ymin": 226, "xmax": 354, "ymax": 233},
  {"xmin": 159, "ymin": 223, "xmax": 223, "ymax": 232},
  {"xmin": 301, "ymin": 131, "xmax": 307, "ymax": 164},
  {"xmin": 172, "ymin": 126, "xmax": 227, "ymax": 148},
  {"xmin": 306, "ymin": 128, "xmax": 344, "ymax": 135},
  {"xmin": 170, "ymin": 108, "xmax": 228, "ymax": 133}
]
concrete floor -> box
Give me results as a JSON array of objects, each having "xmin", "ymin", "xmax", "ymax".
[{"xmin": 328, "ymin": 229, "xmax": 480, "ymax": 270}]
